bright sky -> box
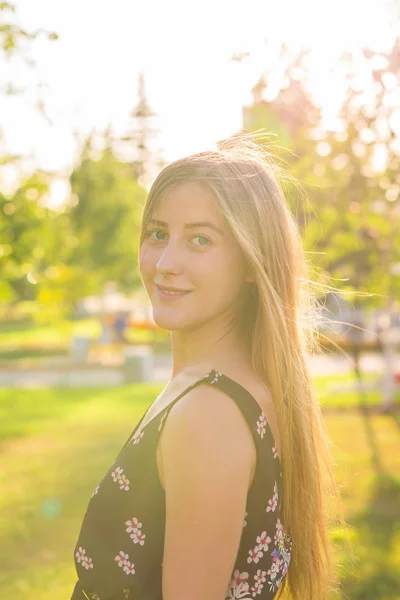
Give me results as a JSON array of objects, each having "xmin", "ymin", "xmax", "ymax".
[{"xmin": 0, "ymin": 0, "xmax": 397, "ymax": 206}]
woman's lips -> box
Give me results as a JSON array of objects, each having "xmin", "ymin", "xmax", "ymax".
[{"xmin": 156, "ymin": 286, "xmax": 192, "ymax": 301}]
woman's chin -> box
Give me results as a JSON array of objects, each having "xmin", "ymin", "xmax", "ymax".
[
  {"xmin": 153, "ymin": 314, "xmax": 200, "ymax": 334},
  {"xmin": 152, "ymin": 313, "xmax": 183, "ymax": 332}
]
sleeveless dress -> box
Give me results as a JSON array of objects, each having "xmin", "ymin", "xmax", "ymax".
[{"xmin": 70, "ymin": 369, "xmax": 292, "ymax": 600}]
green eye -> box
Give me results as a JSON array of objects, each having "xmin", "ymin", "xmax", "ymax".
[
  {"xmin": 193, "ymin": 235, "xmax": 211, "ymax": 246},
  {"xmin": 146, "ymin": 229, "xmax": 166, "ymax": 241}
]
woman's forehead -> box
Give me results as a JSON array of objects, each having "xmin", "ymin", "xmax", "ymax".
[{"xmin": 152, "ymin": 181, "xmax": 224, "ymax": 223}]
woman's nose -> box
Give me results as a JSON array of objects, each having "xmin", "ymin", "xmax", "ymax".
[{"xmin": 156, "ymin": 241, "xmax": 183, "ymax": 275}]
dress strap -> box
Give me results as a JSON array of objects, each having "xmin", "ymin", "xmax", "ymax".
[
  {"xmin": 206, "ymin": 370, "xmax": 279, "ymax": 458},
  {"xmin": 156, "ymin": 369, "xmax": 216, "ymax": 432},
  {"xmin": 120, "ymin": 370, "xmax": 215, "ymax": 453},
  {"xmin": 159, "ymin": 369, "xmax": 279, "ymax": 463}
]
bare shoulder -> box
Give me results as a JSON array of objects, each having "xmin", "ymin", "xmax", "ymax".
[
  {"xmin": 160, "ymin": 382, "xmax": 256, "ymax": 446},
  {"xmin": 158, "ymin": 383, "xmax": 256, "ymax": 486}
]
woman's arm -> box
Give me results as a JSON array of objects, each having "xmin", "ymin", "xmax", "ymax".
[{"xmin": 159, "ymin": 385, "xmax": 256, "ymax": 600}]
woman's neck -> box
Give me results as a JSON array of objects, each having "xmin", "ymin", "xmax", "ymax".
[{"xmin": 169, "ymin": 320, "xmax": 251, "ymax": 380}]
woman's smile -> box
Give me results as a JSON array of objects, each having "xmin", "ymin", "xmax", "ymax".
[{"xmin": 156, "ymin": 285, "xmax": 192, "ymax": 301}]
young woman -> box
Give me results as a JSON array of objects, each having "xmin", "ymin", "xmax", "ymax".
[{"xmin": 71, "ymin": 138, "xmax": 336, "ymax": 600}]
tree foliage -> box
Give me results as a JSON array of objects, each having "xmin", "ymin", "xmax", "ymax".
[
  {"xmin": 0, "ymin": 3, "xmax": 148, "ymax": 319},
  {"xmin": 0, "ymin": 2, "xmax": 58, "ymax": 60},
  {"xmin": 244, "ymin": 40, "xmax": 400, "ymax": 309},
  {"xmin": 68, "ymin": 135, "xmax": 147, "ymax": 294},
  {"xmin": 0, "ymin": 173, "xmax": 72, "ymax": 308}
]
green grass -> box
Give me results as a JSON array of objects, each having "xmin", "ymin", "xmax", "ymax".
[
  {"xmin": 328, "ymin": 413, "xmax": 400, "ymax": 600},
  {"xmin": 314, "ymin": 372, "xmax": 400, "ymax": 409},
  {"xmin": 0, "ymin": 318, "xmax": 169, "ymax": 361},
  {"xmin": 1, "ymin": 378, "xmax": 400, "ymax": 599},
  {"xmin": 0, "ymin": 383, "xmax": 162, "ymax": 600},
  {"xmin": 0, "ymin": 320, "xmax": 80, "ymax": 347}
]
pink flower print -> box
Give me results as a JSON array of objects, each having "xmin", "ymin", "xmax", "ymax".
[
  {"xmin": 256, "ymin": 413, "xmax": 267, "ymax": 438},
  {"xmin": 75, "ymin": 546, "xmax": 86, "ymax": 564},
  {"xmin": 125, "ymin": 517, "xmax": 145, "ymax": 545},
  {"xmin": 130, "ymin": 530, "xmax": 146, "ymax": 545},
  {"xmin": 75, "ymin": 547, "xmax": 94, "ymax": 569},
  {"xmin": 254, "ymin": 569, "xmax": 267, "ymax": 584},
  {"xmin": 112, "ymin": 466, "xmax": 123, "ymax": 481},
  {"xmin": 267, "ymin": 558, "xmax": 281, "ymax": 582},
  {"xmin": 91, "ymin": 485, "xmax": 100, "ymax": 498},
  {"xmin": 256, "ymin": 530, "xmax": 271, "ymax": 552},
  {"xmin": 272, "ymin": 444, "xmax": 278, "ymax": 459},
  {"xmin": 123, "ymin": 560, "xmax": 135, "ymax": 575},
  {"xmin": 251, "ymin": 581, "xmax": 263, "ymax": 597},
  {"xmin": 132, "ymin": 430, "xmax": 143, "ymax": 445},
  {"xmin": 225, "ymin": 569, "xmax": 250, "ymax": 599},
  {"xmin": 247, "ymin": 544, "xmax": 263, "ymax": 564},
  {"xmin": 119, "ymin": 473, "xmax": 130, "ymax": 491},
  {"xmin": 266, "ymin": 482, "xmax": 279, "ymax": 513},
  {"xmin": 115, "ymin": 551, "xmax": 136, "ymax": 576},
  {"xmin": 82, "ymin": 555, "xmax": 94, "ymax": 570},
  {"xmin": 115, "ymin": 550, "xmax": 129, "ymax": 567},
  {"xmin": 111, "ymin": 467, "xmax": 130, "ymax": 491},
  {"xmin": 125, "ymin": 517, "xmax": 142, "ymax": 533},
  {"xmin": 251, "ymin": 569, "xmax": 267, "ymax": 597}
]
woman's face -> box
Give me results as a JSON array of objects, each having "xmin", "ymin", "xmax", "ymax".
[{"xmin": 139, "ymin": 181, "xmax": 252, "ymax": 333}]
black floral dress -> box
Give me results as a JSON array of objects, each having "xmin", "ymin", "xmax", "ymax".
[{"xmin": 71, "ymin": 369, "xmax": 292, "ymax": 600}]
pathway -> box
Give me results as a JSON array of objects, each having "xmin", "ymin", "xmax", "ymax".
[{"xmin": 0, "ymin": 350, "xmax": 399, "ymax": 388}]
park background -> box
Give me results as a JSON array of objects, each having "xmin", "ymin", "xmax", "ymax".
[{"xmin": 1, "ymin": 0, "xmax": 400, "ymax": 598}]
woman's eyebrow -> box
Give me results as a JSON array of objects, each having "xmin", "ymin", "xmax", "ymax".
[{"xmin": 148, "ymin": 219, "xmax": 224, "ymax": 236}]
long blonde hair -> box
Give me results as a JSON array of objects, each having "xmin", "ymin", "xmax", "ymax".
[{"xmin": 140, "ymin": 135, "xmax": 338, "ymax": 600}]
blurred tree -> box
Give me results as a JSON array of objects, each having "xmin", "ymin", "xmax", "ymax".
[
  {"xmin": 241, "ymin": 41, "xmax": 400, "ymax": 304},
  {"xmin": 0, "ymin": 2, "xmax": 69, "ymax": 323},
  {"xmin": 0, "ymin": 1, "xmax": 57, "ymax": 58},
  {"xmin": 68, "ymin": 133, "xmax": 146, "ymax": 294},
  {"xmin": 113, "ymin": 73, "xmax": 166, "ymax": 189},
  {"xmin": 241, "ymin": 40, "xmax": 400, "ymax": 406},
  {"xmin": 243, "ymin": 48, "xmax": 320, "ymax": 151},
  {"xmin": 292, "ymin": 45, "xmax": 400, "ymax": 409},
  {"xmin": 0, "ymin": 172, "xmax": 72, "ymax": 309},
  {"xmin": 0, "ymin": 173, "xmax": 47, "ymax": 303}
]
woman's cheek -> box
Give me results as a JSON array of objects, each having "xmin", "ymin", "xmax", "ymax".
[{"xmin": 138, "ymin": 246, "xmax": 154, "ymax": 278}]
